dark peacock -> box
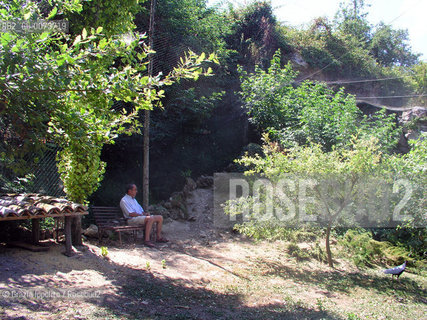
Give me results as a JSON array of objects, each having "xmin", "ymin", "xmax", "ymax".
[{"xmin": 384, "ymin": 261, "xmax": 407, "ymax": 279}]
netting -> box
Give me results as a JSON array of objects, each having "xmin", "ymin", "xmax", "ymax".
[{"xmin": 29, "ymin": 145, "xmax": 65, "ymax": 197}]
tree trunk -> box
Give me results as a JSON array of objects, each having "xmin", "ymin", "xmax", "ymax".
[
  {"xmin": 326, "ymin": 223, "xmax": 333, "ymax": 268},
  {"xmin": 71, "ymin": 216, "xmax": 82, "ymax": 246}
]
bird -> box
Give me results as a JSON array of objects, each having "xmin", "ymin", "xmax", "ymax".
[{"xmin": 384, "ymin": 261, "xmax": 407, "ymax": 279}]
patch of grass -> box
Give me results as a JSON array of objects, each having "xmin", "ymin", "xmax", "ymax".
[
  {"xmin": 234, "ymin": 221, "xmax": 294, "ymax": 240},
  {"xmin": 286, "ymin": 241, "xmax": 327, "ymax": 263},
  {"xmin": 316, "ymin": 297, "xmax": 326, "ymax": 311},
  {"xmin": 346, "ymin": 312, "xmax": 362, "ymax": 320},
  {"xmin": 248, "ymin": 252, "xmax": 426, "ymax": 302},
  {"xmin": 234, "ymin": 222, "xmax": 321, "ymax": 243},
  {"xmin": 289, "ymin": 229, "xmax": 320, "ymax": 242}
]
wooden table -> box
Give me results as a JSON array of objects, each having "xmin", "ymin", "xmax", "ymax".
[{"xmin": 0, "ymin": 212, "xmax": 88, "ymax": 256}]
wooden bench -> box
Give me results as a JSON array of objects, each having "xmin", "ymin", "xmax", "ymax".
[{"xmin": 92, "ymin": 206, "xmax": 146, "ymax": 245}]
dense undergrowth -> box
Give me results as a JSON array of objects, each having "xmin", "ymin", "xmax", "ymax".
[{"xmin": 234, "ymin": 222, "xmax": 426, "ymax": 275}]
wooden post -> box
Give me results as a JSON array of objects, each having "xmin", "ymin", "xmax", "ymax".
[
  {"xmin": 143, "ymin": 0, "xmax": 156, "ymax": 210},
  {"xmin": 64, "ymin": 216, "xmax": 73, "ymax": 256},
  {"xmin": 31, "ymin": 218, "xmax": 40, "ymax": 245},
  {"xmin": 71, "ymin": 216, "xmax": 82, "ymax": 246}
]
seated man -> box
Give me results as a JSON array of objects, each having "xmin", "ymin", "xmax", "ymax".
[{"xmin": 120, "ymin": 184, "xmax": 168, "ymax": 247}]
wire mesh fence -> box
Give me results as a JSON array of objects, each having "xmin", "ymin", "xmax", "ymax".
[
  {"xmin": 29, "ymin": 144, "xmax": 65, "ymax": 197},
  {"xmin": 0, "ymin": 142, "xmax": 64, "ymax": 197}
]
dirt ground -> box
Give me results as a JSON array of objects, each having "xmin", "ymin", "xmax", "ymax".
[{"xmin": 1, "ymin": 187, "xmax": 426, "ymax": 320}]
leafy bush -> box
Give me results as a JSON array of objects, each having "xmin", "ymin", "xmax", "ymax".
[
  {"xmin": 287, "ymin": 242, "xmax": 327, "ymax": 263},
  {"xmin": 0, "ymin": 173, "xmax": 35, "ymax": 194},
  {"xmin": 301, "ymin": 46, "xmax": 339, "ymax": 70},
  {"xmin": 375, "ymin": 226, "xmax": 426, "ymax": 259},
  {"xmin": 233, "ymin": 220, "xmax": 321, "ymax": 243},
  {"xmin": 233, "ymin": 221, "xmax": 294, "ymax": 241},
  {"xmin": 340, "ymin": 229, "xmax": 414, "ymax": 267},
  {"xmin": 239, "ymin": 50, "xmax": 401, "ymax": 152},
  {"xmin": 287, "ymin": 243, "xmax": 311, "ymax": 261}
]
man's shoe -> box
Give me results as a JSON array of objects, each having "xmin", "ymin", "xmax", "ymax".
[
  {"xmin": 144, "ymin": 241, "xmax": 155, "ymax": 247},
  {"xmin": 156, "ymin": 237, "xmax": 169, "ymax": 243}
]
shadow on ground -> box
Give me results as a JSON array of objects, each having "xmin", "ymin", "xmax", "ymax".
[
  {"xmin": 0, "ymin": 240, "xmax": 346, "ymax": 320},
  {"xmin": 250, "ymin": 257, "xmax": 427, "ymax": 304}
]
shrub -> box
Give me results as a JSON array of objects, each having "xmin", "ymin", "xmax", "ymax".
[
  {"xmin": 287, "ymin": 242, "xmax": 311, "ymax": 261},
  {"xmin": 340, "ymin": 229, "xmax": 413, "ymax": 267}
]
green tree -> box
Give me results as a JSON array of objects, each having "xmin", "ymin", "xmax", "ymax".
[
  {"xmin": 226, "ymin": 1, "xmax": 282, "ymax": 67},
  {"xmin": 65, "ymin": 0, "xmax": 142, "ymax": 37},
  {"xmin": 409, "ymin": 62, "xmax": 427, "ymax": 106},
  {"xmin": 370, "ymin": 23, "xmax": 419, "ymax": 67},
  {"xmin": 239, "ymin": 50, "xmax": 400, "ymax": 152},
  {"xmin": 238, "ymin": 50, "xmax": 299, "ymax": 132},
  {"xmin": 226, "ymin": 132, "xmax": 426, "ymax": 267},
  {"xmin": 229, "ymin": 136, "xmax": 399, "ymax": 268},
  {"xmin": 334, "ymin": 0, "xmax": 372, "ymax": 45},
  {"xmin": 1, "ymin": 1, "xmax": 217, "ymax": 204}
]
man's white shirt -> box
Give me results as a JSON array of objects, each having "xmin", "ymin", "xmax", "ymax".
[{"xmin": 120, "ymin": 194, "xmax": 144, "ymax": 219}]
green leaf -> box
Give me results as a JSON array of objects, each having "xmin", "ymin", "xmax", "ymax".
[
  {"xmin": 73, "ymin": 35, "xmax": 81, "ymax": 45},
  {"xmin": 98, "ymin": 38, "xmax": 107, "ymax": 49},
  {"xmin": 82, "ymin": 28, "xmax": 87, "ymax": 40},
  {"xmin": 96, "ymin": 26, "xmax": 103, "ymax": 34},
  {"xmin": 137, "ymin": 52, "xmax": 146, "ymax": 60},
  {"xmin": 0, "ymin": 33, "xmax": 11, "ymax": 46},
  {"xmin": 47, "ymin": 7, "xmax": 58, "ymax": 19},
  {"xmin": 57, "ymin": 58, "xmax": 66, "ymax": 67},
  {"xmin": 40, "ymin": 32, "xmax": 49, "ymax": 40},
  {"xmin": 24, "ymin": 11, "xmax": 31, "ymax": 20}
]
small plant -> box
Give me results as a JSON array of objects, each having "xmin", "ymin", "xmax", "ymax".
[
  {"xmin": 232, "ymin": 221, "xmax": 294, "ymax": 241},
  {"xmin": 316, "ymin": 298, "xmax": 325, "ymax": 311},
  {"xmin": 161, "ymin": 259, "xmax": 167, "ymax": 269},
  {"xmin": 347, "ymin": 312, "xmax": 362, "ymax": 320},
  {"xmin": 40, "ymin": 217, "xmax": 55, "ymax": 231},
  {"xmin": 100, "ymin": 246, "xmax": 108, "ymax": 257},
  {"xmin": 181, "ymin": 169, "xmax": 192, "ymax": 178},
  {"xmin": 146, "ymin": 261, "xmax": 151, "ymax": 271},
  {"xmin": 311, "ymin": 242, "xmax": 327, "ymax": 263}
]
